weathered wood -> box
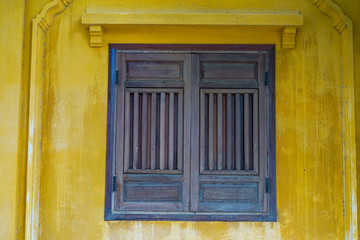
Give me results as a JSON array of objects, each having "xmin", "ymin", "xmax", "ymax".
[
  {"xmin": 201, "ymin": 62, "xmax": 257, "ymax": 81},
  {"xmin": 200, "ymin": 91, "xmax": 205, "ymax": 172},
  {"xmin": 226, "ymin": 93, "xmax": 233, "ymax": 170},
  {"xmin": 168, "ymin": 92, "xmax": 174, "ymax": 170},
  {"xmin": 123, "ymin": 91, "xmax": 131, "ymax": 171},
  {"xmin": 127, "ymin": 61, "xmax": 182, "ymax": 80},
  {"xmin": 253, "ymin": 91, "xmax": 259, "ymax": 172},
  {"xmin": 199, "ymin": 81, "xmax": 258, "ymax": 89},
  {"xmin": 133, "ymin": 92, "xmax": 139, "ymax": 169},
  {"xmin": 150, "ymin": 93, "xmax": 157, "ymax": 169},
  {"xmin": 141, "ymin": 93, "xmax": 148, "ymax": 169},
  {"xmin": 217, "ymin": 93, "xmax": 223, "ymax": 171},
  {"xmin": 177, "ymin": 92, "xmax": 183, "ymax": 171},
  {"xmin": 159, "ymin": 92, "xmax": 166, "ymax": 170},
  {"xmin": 244, "ymin": 93, "xmax": 250, "ymax": 171},
  {"xmin": 190, "ymin": 54, "xmax": 200, "ymax": 212},
  {"xmin": 107, "ymin": 47, "xmax": 276, "ymax": 221},
  {"xmin": 208, "ymin": 93, "xmax": 214, "ymax": 170},
  {"xmin": 235, "ymin": 93, "xmax": 241, "ymax": 170}
]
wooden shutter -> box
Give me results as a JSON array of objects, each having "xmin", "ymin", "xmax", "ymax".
[
  {"xmin": 114, "ymin": 53, "xmax": 191, "ymax": 212},
  {"xmin": 191, "ymin": 53, "xmax": 268, "ymax": 213},
  {"xmin": 107, "ymin": 46, "xmax": 275, "ymax": 221}
]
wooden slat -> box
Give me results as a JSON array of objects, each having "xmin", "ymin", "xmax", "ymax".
[
  {"xmin": 124, "ymin": 92, "xmax": 131, "ymax": 171},
  {"xmin": 253, "ymin": 92, "xmax": 259, "ymax": 172},
  {"xmin": 141, "ymin": 93, "xmax": 148, "ymax": 169},
  {"xmin": 114, "ymin": 53, "xmax": 126, "ymax": 209},
  {"xmin": 168, "ymin": 92, "xmax": 175, "ymax": 170},
  {"xmin": 244, "ymin": 93, "xmax": 250, "ymax": 171},
  {"xmin": 217, "ymin": 93, "xmax": 223, "ymax": 170},
  {"xmin": 200, "ymin": 91, "xmax": 205, "ymax": 172},
  {"xmin": 190, "ymin": 53, "xmax": 200, "ymax": 212},
  {"xmin": 177, "ymin": 92, "xmax": 183, "ymax": 171},
  {"xmin": 133, "ymin": 92, "xmax": 139, "ymax": 169},
  {"xmin": 150, "ymin": 93, "xmax": 157, "ymax": 169},
  {"xmin": 226, "ymin": 93, "xmax": 232, "ymax": 170},
  {"xmin": 159, "ymin": 92, "xmax": 166, "ymax": 170},
  {"xmin": 208, "ymin": 93, "xmax": 214, "ymax": 170},
  {"xmin": 235, "ymin": 93, "xmax": 241, "ymax": 170}
]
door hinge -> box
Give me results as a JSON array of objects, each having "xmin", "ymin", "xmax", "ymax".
[
  {"xmin": 266, "ymin": 177, "xmax": 269, "ymax": 194},
  {"xmin": 115, "ymin": 69, "xmax": 119, "ymax": 86},
  {"xmin": 265, "ymin": 71, "xmax": 269, "ymax": 88},
  {"xmin": 113, "ymin": 175, "xmax": 117, "ymax": 192}
]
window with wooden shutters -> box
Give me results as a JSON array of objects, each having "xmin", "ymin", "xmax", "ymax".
[{"xmin": 105, "ymin": 45, "xmax": 276, "ymax": 221}]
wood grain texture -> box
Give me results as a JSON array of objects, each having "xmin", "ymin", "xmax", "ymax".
[{"xmin": 106, "ymin": 45, "xmax": 276, "ymax": 221}]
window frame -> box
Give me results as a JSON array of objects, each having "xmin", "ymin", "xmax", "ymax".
[{"xmin": 105, "ymin": 44, "xmax": 276, "ymax": 221}]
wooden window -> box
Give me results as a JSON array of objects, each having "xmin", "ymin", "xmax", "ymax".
[{"xmin": 105, "ymin": 45, "xmax": 276, "ymax": 221}]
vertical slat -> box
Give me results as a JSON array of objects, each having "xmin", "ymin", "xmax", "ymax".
[
  {"xmin": 159, "ymin": 92, "xmax": 166, "ymax": 170},
  {"xmin": 199, "ymin": 91, "xmax": 205, "ymax": 172},
  {"xmin": 141, "ymin": 93, "xmax": 148, "ymax": 169},
  {"xmin": 208, "ymin": 93, "xmax": 214, "ymax": 170},
  {"xmin": 235, "ymin": 93, "xmax": 241, "ymax": 170},
  {"xmin": 123, "ymin": 92, "xmax": 130, "ymax": 171},
  {"xmin": 226, "ymin": 93, "xmax": 232, "ymax": 170},
  {"xmin": 217, "ymin": 93, "xmax": 223, "ymax": 170},
  {"xmin": 177, "ymin": 92, "xmax": 183, "ymax": 171},
  {"xmin": 190, "ymin": 53, "xmax": 199, "ymax": 211},
  {"xmin": 133, "ymin": 92, "xmax": 139, "ymax": 169},
  {"xmin": 253, "ymin": 92, "xmax": 259, "ymax": 172},
  {"xmin": 244, "ymin": 93, "xmax": 250, "ymax": 171},
  {"xmin": 150, "ymin": 93, "xmax": 157, "ymax": 169},
  {"xmin": 114, "ymin": 53, "xmax": 126, "ymax": 209},
  {"xmin": 168, "ymin": 92, "xmax": 174, "ymax": 170}
]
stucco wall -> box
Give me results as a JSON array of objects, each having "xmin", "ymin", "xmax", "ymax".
[
  {"xmin": 0, "ymin": 0, "xmax": 25, "ymax": 239},
  {"xmin": 1, "ymin": 0, "xmax": 359, "ymax": 239}
]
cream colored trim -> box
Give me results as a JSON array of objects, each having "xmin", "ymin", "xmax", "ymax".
[
  {"xmin": 81, "ymin": 11, "xmax": 303, "ymax": 48},
  {"xmin": 25, "ymin": 1, "xmax": 72, "ymax": 239},
  {"xmin": 313, "ymin": 1, "xmax": 358, "ymax": 239}
]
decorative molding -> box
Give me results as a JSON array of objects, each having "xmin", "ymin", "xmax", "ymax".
[
  {"xmin": 282, "ymin": 27, "xmax": 297, "ymax": 48},
  {"xmin": 24, "ymin": 1, "xmax": 357, "ymax": 240},
  {"xmin": 35, "ymin": 0, "xmax": 72, "ymax": 31},
  {"xmin": 89, "ymin": 25, "xmax": 103, "ymax": 47},
  {"xmin": 25, "ymin": 1, "xmax": 72, "ymax": 240},
  {"xmin": 312, "ymin": 0, "xmax": 358, "ymax": 239},
  {"xmin": 82, "ymin": 11, "xmax": 303, "ymax": 48},
  {"xmin": 313, "ymin": 0, "xmax": 347, "ymax": 33}
]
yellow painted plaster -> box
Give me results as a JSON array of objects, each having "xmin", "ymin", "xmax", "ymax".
[
  {"xmin": 1, "ymin": 0, "xmax": 359, "ymax": 239},
  {"xmin": 40, "ymin": 0, "xmax": 345, "ymax": 239},
  {"xmin": 331, "ymin": 0, "xmax": 360, "ymax": 232},
  {"xmin": 0, "ymin": 1, "xmax": 25, "ymax": 239}
]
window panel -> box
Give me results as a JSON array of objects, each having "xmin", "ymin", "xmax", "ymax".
[{"xmin": 105, "ymin": 45, "xmax": 276, "ymax": 221}]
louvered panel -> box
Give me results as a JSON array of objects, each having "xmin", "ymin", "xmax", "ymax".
[
  {"xmin": 124, "ymin": 89, "xmax": 183, "ymax": 174},
  {"xmin": 200, "ymin": 89, "xmax": 259, "ymax": 175}
]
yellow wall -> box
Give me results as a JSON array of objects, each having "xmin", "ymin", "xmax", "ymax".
[
  {"xmin": 1, "ymin": 0, "xmax": 359, "ymax": 239},
  {"xmin": 333, "ymin": 0, "xmax": 360, "ymax": 232},
  {"xmin": 0, "ymin": 0, "xmax": 25, "ymax": 239}
]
